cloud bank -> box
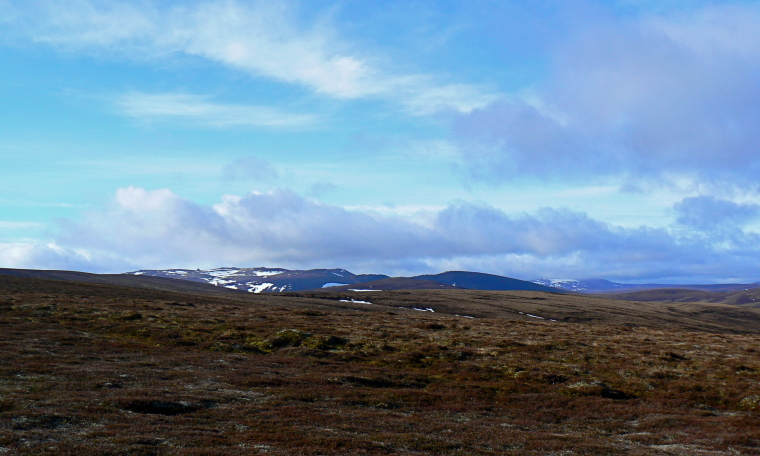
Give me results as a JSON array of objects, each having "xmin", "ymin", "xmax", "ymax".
[
  {"xmin": 3, "ymin": 187, "xmax": 759, "ymax": 283},
  {"xmin": 454, "ymin": 3, "xmax": 760, "ymax": 186}
]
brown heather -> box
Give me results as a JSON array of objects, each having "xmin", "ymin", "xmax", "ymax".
[{"xmin": 0, "ymin": 275, "xmax": 759, "ymax": 455}]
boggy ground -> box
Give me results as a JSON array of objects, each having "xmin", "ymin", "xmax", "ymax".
[{"xmin": 1, "ymin": 276, "xmax": 760, "ymax": 455}]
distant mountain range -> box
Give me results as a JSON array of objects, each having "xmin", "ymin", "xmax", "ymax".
[
  {"xmin": 532, "ymin": 278, "xmax": 760, "ymax": 293},
  {"xmin": 123, "ymin": 267, "xmax": 760, "ymax": 294},
  {"xmin": 1, "ymin": 266, "xmax": 759, "ymax": 298},
  {"xmin": 126, "ymin": 268, "xmax": 563, "ymax": 293}
]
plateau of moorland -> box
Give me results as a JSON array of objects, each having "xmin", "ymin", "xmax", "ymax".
[{"xmin": 1, "ymin": 269, "xmax": 759, "ymax": 455}]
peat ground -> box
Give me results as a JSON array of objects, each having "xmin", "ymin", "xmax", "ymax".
[{"xmin": 1, "ymin": 275, "xmax": 760, "ymax": 455}]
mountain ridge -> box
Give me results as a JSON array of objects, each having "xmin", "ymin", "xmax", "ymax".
[
  {"xmin": 4, "ymin": 266, "xmax": 756, "ymax": 296},
  {"xmin": 125, "ymin": 267, "xmax": 760, "ymax": 294},
  {"xmin": 413, "ymin": 271, "xmax": 564, "ymax": 293},
  {"xmin": 532, "ymin": 278, "xmax": 760, "ymax": 293},
  {"xmin": 127, "ymin": 267, "xmax": 389, "ymax": 293},
  {"xmin": 127, "ymin": 267, "xmax": 565, "ymax": 293}
]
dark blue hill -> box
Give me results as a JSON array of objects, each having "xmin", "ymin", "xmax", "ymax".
[{"xmin": 415, "ymin": 271, "xmax": 567, "ymax": 293}]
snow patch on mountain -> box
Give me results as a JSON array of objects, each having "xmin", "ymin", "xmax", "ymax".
[
  {"xmin": 533, "ymin": 279, "xmax": 593, "ymax": 292},
  {"xmin": 125, "ymin": 267, "xmax": 389, "ymax": 293},
  {"xmin": 532, "ymin": 278, "xmax": 645, "ymax": 293},
  {"xmin": 250, "ymin": 283, "xmax": 275, "ymax": 293}
]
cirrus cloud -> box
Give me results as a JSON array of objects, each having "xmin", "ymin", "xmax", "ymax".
[
  {"xmin": 117, "ymin": 92, "xmax": 317, "ymax": 128},
  {"xmin": 1, "ymin": 0, "xmax": 497, "ymax": 115}
]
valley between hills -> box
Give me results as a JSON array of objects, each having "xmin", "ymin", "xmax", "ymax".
[{"xmin": 1, "ymin": 270, "xmax": 760, "ymax": 454}]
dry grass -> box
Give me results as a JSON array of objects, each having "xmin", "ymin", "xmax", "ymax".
[
  {"xmin": 604, "ymin": 288, "xmax": 760, "ymax": 308},
  {"xmin": 0, "ymin": 276, "xmax": 759, "ymax": 455}
]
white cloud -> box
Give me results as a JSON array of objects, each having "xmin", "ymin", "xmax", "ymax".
[
  {"xmin": 45, "ymin": 187, "xmax": 443, "ymax": 271},
  {"xmin": 164, "ymin": 0, "xmax": 376, "ymax": 99},
  {"xmin": 1, "ymin": 186, "xmax": 756, "ymax": 282},
  {"xmin": 0, "ymin": 243, "xmax": 37, "ymax": 268},
  {"xmin": 2, "ymin": 0, "xmax": 497, "ymax": 115},
  {"xmin": 401, "ymin": 82, "xmax": 502, "ymax": 116},
  {"xmin": 117, "ymin": 92, "xmax": 317, "ymax": 128},
  {"xmin": 0, "ymin": 242, "xmax": 130, "ymax": 271},
  {"xmin": 454, "ymin": 3, "xmax": 760, "ymax": 186}
]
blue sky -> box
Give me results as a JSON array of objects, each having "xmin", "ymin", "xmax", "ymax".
[{"xmin": 2, "ymin": 0, "xmax": 760, "ymax": 283}]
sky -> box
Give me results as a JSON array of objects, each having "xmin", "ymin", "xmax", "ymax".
[{"xmin": 2, "ymin": 0, "xmax": 760, "ymax": 283}]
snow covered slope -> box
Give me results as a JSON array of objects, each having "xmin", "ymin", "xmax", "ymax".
[{"xmin": 126, "ymin": 267, "xmax": 388, "ymax": 293}]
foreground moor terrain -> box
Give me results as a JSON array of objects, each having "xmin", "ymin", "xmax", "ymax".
[{"xmin": 1, "ymin": 275, "xmax": 760, "ymax": 455}]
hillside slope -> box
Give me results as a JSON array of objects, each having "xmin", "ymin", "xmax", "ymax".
[
  {"xmin": 605, "ymin": 287, "xmax": 760, "ymax": 307},
  {"xmin": 418, "ymin": 271, "xmax": 565, "ymax": 293},
  {"xmin": 0, "ymin": 268, "xmax": 241, "ymax": 294}
]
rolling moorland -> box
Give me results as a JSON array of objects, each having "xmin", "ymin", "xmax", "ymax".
[{"xmin": 1, "ymin": 271, "xmax": 760, "ymax": 454}]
